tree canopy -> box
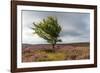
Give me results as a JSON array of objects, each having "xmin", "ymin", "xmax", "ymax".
[{"xmin": 32, "ymin": 16, "xmax": 62, "ymax": 49}]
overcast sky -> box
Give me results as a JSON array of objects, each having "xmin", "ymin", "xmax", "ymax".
[{"xmin": 22, "ymin": 10, "xmax": 90, "ymax": 44}]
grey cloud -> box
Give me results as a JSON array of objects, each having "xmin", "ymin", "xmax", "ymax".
[{"xmin": 22, "ymin": 10, "xmax": 90, "ymax": 44}]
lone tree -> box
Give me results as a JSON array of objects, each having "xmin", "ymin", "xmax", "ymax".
[{"xmin": 32, "ymin": 16, "xmax": 62, "ymax": 49}]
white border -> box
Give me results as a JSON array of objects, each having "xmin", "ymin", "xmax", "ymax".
[{"xmin": 17, "ymin": 5, "xmax": 94, "ymax": 68}]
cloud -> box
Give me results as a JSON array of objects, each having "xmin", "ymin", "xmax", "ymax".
[{"xmin": 22, "ymin": 10, "xmax": 90, "ymax": 44}]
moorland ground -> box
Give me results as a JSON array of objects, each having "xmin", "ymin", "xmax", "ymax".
[{"xmin": 22, "ymin": 43, "xmax": 90, "ymax": 62}]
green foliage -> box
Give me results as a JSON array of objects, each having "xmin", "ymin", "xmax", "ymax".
[{"xmin": 32, "ymin": 16, "xmax": 62, "ymax": 49}]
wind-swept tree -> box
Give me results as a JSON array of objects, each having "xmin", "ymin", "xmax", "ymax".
[{"xmin": 32, "ymin": 16, "xmax": 62, "ymax": 49}]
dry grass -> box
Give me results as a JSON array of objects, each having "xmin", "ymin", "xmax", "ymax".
[{"xmin": 22, "ymin": 44, "xmax": 90, "ymax": 62}]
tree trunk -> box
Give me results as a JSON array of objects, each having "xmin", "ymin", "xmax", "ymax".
[
  {"xmin": 52, "ymin": 44, "xmax": 55, "ymax": 49},
  {"xmin": 52, "ymin": 44, "xmax": 56, "ymax": 52},
  {"xmin": 52, "ymin": 40, "xmax": 56, "ymax": 52}
]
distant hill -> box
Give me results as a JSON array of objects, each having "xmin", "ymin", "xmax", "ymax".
[{"xmin": 22, "ymin": 42, "xmax": 90, "ymax": 50}]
